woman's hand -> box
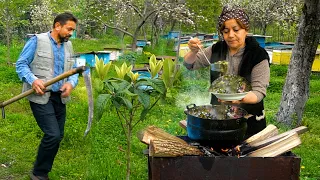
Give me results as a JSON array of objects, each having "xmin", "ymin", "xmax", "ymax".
[
  {"xmin": 218, "ymin": 91, "xmax": 259, "ymax": 104},
  {"xmin": 188, "ymin": 38, "xmax": 203, "ymax": 53}
]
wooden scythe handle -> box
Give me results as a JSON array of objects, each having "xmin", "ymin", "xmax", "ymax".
[{"xmin": 0, "ymin": 66, "xmax": 86, "ymax": 108}]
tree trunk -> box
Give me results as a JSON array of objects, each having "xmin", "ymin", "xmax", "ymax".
[
  {"xmin": 276, "ymin": 0, "xmax": 320, "ymax": 126},
  {"xmin": 131, "ymin": 20, "xmax": 146, "ymax": 50},
  {"xmin": 126, "ymin": 125, "xmax": 132, "ymax": 180},
  {"xmin": 5, "ymin": 7, "xmax": 11, "ymax": 64},
  {"xmin": 262, "ymin": 23, "xmax": 267, "ymax": 36}
]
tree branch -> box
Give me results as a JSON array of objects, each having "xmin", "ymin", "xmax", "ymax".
[
  {"xmin": 127, "ymin": 2, "xmax": 143, "ymax": 18},
  {"xmin": 103, "ymin": 23, "xmax": 134, "ymax": 37}
]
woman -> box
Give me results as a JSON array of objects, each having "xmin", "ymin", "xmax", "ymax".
[{"xmin": 183, "ymin": 6, "xmax": 270, "ymax": 137}]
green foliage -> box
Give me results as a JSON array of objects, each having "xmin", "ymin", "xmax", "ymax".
[
  {"xmin": 93, "ymin": 59, "xmax": 166, "ymax": 179},
  {"xmin": 114, "ymin": 62, "xmax": 133, "ymax": 79},
  {"xmin": 71, "ymin": 35, "xmax": 123, "ymax": 53},
  {"xmin": 184, "ymin": 0, "xmax": 222, "ymax": 33},
  {"xmin": 96, "ymin": 70, "xmax": 166, "ymax": 122},
  {"xmin": 148, "ymin": 54, "xmax": 163, "ymax": 79},
  {"xmin": 267, "ymin": 79, "xmax": 285, "ymax": 93},
  {"xmin": 161, "ymin": 58, "xmax": 182, "ymax": 92},
  {"xmin": 118, "ymin": 51, "xmax": 147, "ymax": 65},
  {"xmin": 0, "ymin": 66, "xmax": 20, "ymax": 83},
  {"xmin": 143, "ymin": 38, "xmax": 176, "ymax": 56},
  {"xmin": 269, "ymin": 64, "xmax": 288, "ymax": 77},
  {"xmin": 0, "ymin": 43, "xmax": 24, "ymax": 64},
  {"xmin": 94, "ymin": 55, "xmax": 112, "ymax": 81}
]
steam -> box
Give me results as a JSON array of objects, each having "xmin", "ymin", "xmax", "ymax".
[{"xmin": 175, "ymin": 90, "xmax": 211, "ymax": 109}]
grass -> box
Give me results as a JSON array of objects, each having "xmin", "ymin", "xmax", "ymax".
[{"xmin": 1, "ymin": 40, "xmax": 320, "ymax": 179}]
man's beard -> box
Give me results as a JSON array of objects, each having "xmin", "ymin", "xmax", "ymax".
[{"xmin": 59, "ymin": 34, "xmax": 71, "ymax": 42}]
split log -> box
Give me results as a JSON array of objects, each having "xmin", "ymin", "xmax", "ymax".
[
  {"xmin": 250, "ymin": 126, "xmax": 308, "ymax": 147},
  {"xmin": 179, "ymin": 120, "xmax": 187, "ymax": 130},
  {"xmin": 149, "ymin": 139, "xmax": 203, "ymax": 157},
  {"xmin": 244, "ymin": 124, "xmax": 279, "ymax": 145},
  {"xmin": 228, "ymin": 124, "xmax": 279, "ymax": 155},
  {"xmin": 247, "ymin": 132, "xmax": 301, "ymax": 157},
  {"xmin": 137, "ymin": 125, "xmax": 187, "ymax": 145},
  {"xmin": 234, "ymin": 126, "xmax": 308, "ymax": 156}
]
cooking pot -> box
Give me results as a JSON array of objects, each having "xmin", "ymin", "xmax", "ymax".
[{"xmin": 184, "ymin": 104, "xmax": 249, "ymax": 144}]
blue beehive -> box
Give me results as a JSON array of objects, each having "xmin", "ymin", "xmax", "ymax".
[
  {"xmin": 196, "ymin": 33, "xmax": 206, "ymax": 40},
  {"xmin": 252, "ymin": 35, "xmax": 271, "ymax": 48},
  {"xmin": 132, "ymin": 70, "xmax": 158, "ymax": 91},
  {"xmin": 77, "ymin": 51, "xmax": 111, "ymax": 67},
  {"xmin": 136, "ymin": 40, "xmax": 147, "ymax": 47},
  {"xmin": 96, "ymin": 51, "xmax": 111, "ymax": 64},
  {"xmin": 168, "ymin": 31, "xmax": 180, "ymax": 39},
  {"xmin": 79, "ymin": 52, "xmax": 95, "ymax": 67}
]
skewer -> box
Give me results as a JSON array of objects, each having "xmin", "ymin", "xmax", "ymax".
[
  {"xmin": 190, "ymin": 37, "xmax": 211, "ymax": 65},
  {"xmin": 195, "ymin": 43, "xmax": 211, "ymax": 65}
]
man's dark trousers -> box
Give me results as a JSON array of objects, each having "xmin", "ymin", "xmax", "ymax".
[{"xmin": 29, "ymin": 92, "xmax": 66, "ymax": 176}]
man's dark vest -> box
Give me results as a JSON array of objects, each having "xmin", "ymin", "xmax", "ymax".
[{"xmin": 210, "ymin": 36, "xmax": 270, "ymax": 136}]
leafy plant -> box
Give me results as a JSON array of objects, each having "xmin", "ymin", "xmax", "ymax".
[
  {"xmin": 94, "ymin": 55, "xmax": 112, "ymax": 81},
  {"xmin": 115, "ymin": 62, "xmax": 133, "ymax": 79},
  {"xmin": 148, "ymin": 54, "xmax": 163, "ymax": 78},
  {"xmin": 161, "ymin": 58, "xmax": 182, "ymax": 97},
  {"xmin": 94, "ymin": 57, "xmax": 166, "ymax": 180}
]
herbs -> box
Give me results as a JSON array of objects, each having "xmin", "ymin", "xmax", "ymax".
[{"xmin": 209, "ymin": 74, "xmax": 252, "ymax": 94}]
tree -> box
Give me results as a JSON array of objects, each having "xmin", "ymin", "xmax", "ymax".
[
  {"xmin": 0, "ymin": 0, "xmax": 32, "ymax": 63},
  {"xmin": 87, "ymin": 0, "xmax": 195, "ymax": 50},
  {"xmin": 30, "ymin": 0, "xmax": 52, "ymax": 33},
  {"xmin": 185, "ymin": 0, "xmax": 221, "ymax": 33},
  {"xmin": 221, "ymin": 0, "xmax": 302, "ymax": 36},
  {"xmin": 276, "ymin": 0, "xmax": 320, "ymax": 126},
  {"xmin": 95, "ymin": 55, "xmax": 166, "ymax": 180}
]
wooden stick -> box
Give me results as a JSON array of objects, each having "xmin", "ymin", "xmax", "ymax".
[
  {"xmin": 179, "ymin": 120, "xmax": 187, "ymax": 130},
  {"xmin": 250, "ymin": 126, "xmax": 308, "ymax": 147},
  {"xmin": 237, "ymin": 126, "xmax": 308, "ymax": 155},
  {"xmin": 0, "ymin": 66, "xmax": 86, "ymax": 108},
  {"xmin": 244, "ymin": 124, "xmax": 279, "ymax": 145},
  {"xmin": 137, "ymin": 125, "xmax": 188, "ymax": 145},
  {"xmin": 149, "ymin": 139, "xmax": 203, "ymax": 157},
  {"xmin": 247, "ymin": 132, "xmax": 301, "ymax": 157}
]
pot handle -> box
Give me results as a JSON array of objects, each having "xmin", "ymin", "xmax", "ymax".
[
  {"xmin": 186, "ymin": 104, "xmax": 196, "ymax": 110},
  {"xmin": 184, "ymin": 104, "xmax": 196, "ymax": 115}
]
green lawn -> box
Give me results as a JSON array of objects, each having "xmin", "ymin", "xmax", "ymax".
[{"xmin": 0, "ymin": 43, "xmax": 320, "ymax": 179}]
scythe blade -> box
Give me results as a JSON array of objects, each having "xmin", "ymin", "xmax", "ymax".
[{"xmin": 83, "ymin": 68, "xmax": 94, "ymax": 137}]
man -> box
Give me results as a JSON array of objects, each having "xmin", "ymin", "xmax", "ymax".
[{"xmin": 16, "ymin": 12, "xmax": 78, "ymax": 180}]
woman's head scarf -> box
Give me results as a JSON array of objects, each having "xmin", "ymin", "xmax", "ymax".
[{"xmin": 218, "ymin": 6, "xmax": 249, "ymax": 31}]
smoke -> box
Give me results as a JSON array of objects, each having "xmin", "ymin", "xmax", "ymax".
[{"xmin": 175, "ymin": 90, "xmax": 211, "ymax": 109}]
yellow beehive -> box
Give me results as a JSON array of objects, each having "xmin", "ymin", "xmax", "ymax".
[
  {"xmin": 179, "ymin": 43, "xmax": 189, "ymax": 57},
  {"xmin": 272, "ymin": 49, "xmax": 320, "ymax": 72},
  {"xmin": 280, "ymin": 50, "xmax": 292, "ymax": 65},
  {"xmin": 311, "ymin": 50, "xmax": 320, "ymax": 71},
  {"xmin": 272, "ymin": 50, "xmax": 281, "ymax": 64}
]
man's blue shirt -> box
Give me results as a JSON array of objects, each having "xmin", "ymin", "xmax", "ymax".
[{"xmin": 16, "ymin": 32, "xmax": 78, "ymax": 92}]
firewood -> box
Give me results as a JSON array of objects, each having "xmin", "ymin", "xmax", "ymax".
[
  {"xmin": 233, "ymin": 126, "xmax": 308, "ymax": 156},
  {"xmin": 137, "ymin": 125, "xmax": 188, "ymax": 145},
  {"xmin": 250, "ymin": 126, "xmax": 308, "ymax": 147},
  {"xmin": 244, "ymin": 124, "xmax": 279, "ymax": 145},
  {"xmin": 247, "ymin": 132, "xmax": 301, "ymax": 157},
  {"xmin": 149, "ymin": 139, "xmax": 203, "ymax": 157},
  {"xmin": 179, "ymin": 120, "xmax": 187, "ymax": 130},
  {"xmin": 227, "ymin": 124, "xmax": 279, "ymax": 155}
]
